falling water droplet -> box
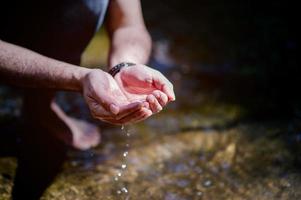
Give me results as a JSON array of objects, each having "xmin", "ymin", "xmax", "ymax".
[
  {"xmin": 121, "ymin": 187, "xmax": 128, "ymax": 193},
  {"xmin": 196, "ymin": 191, "xmax": 203, "ymax": 196},
  {"xmin": 203, "ymin": 180, "xmax": 212, "ymax": 187},
  {"xmin": 112, "ymin": 125, "xmax": 131, "ymax": 196}
]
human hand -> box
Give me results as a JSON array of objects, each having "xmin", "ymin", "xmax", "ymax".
[
  {"xmin": 82, "ymin": 69, "xmax": 152, "ymax": 125},
  {"xmin": 114, "ymin": 64, "xmax": 175, "ymax": 113}
]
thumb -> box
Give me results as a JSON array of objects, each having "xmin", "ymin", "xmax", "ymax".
[
  {"xmin": 153, "ymin": 73, "xmax": 176, "ymax": 101},
  {"xmin": 99, "ymin": 94, "xmax": 126, "ymax": 115},
  {"xmin": 109, "ymin": 103, "xmax": 120, "ymax": 115},
  {"xmin": 99, "ymin": 85, "xmax": 131, "ymax": 115},
  {"xmin": 98, "ymin": 77, "xmax": 129, "ymax": 115}
]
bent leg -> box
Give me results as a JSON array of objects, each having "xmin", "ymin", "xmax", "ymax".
[
  {"xmin": 12, "ymin": 90, "xmax": 67, "ymax": 200},
  {"xmin": 12, "ymin": 89, "xmax": 100, "ymax": 199},
  {"xmin": 22, "ymin": 89, "xmax": 101, "ymax": 150}
]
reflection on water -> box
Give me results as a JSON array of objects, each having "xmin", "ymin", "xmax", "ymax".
[{"xmin": 0, "ymin": 0, "xmax": 300, "ymax": 199}]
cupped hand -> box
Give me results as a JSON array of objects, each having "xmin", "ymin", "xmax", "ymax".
[
  {"xmin": 82, "ymin": 69, "xmax": 152, "ymax": 125},
  {"xmin": 114, "ymin": 64, "xmax": 175, "ymax": 113}
]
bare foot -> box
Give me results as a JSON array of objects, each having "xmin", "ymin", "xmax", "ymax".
[
  {"xmin": 22, "ymin": 90, "xmax": 101, "ymax": 150},
  {"xmin": 50, "ymin": 102, "xmax": 101, "ymax": 150}
]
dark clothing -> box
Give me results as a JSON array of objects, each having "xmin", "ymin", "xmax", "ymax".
[
  {"xmin": 0, "ymin": 2, "xmax": 109, "ymax": 199},
  {"xmin": 1, "ymin": 0, "xmax": 109, "ymax": 64}
]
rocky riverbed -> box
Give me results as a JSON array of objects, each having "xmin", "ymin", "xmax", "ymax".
[{"xmin": 1, "ymin": 101, "xmax": 301, "ymax": 199}]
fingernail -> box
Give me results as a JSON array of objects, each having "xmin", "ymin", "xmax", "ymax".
[
  {"xmin": 154, "ymin": 93, "xmax": 160, "ymax": 99},
  {"xmin": 143, "ymin": 102, "xmax": 149, "ymax": 108},
  {"xmin": 150, "ymin": 96, "xmax": 155, "ymax": 103},
  {"xmin": 132, "ymin": 101, "xmax": 143, "ymax": 108},
  {"xmin": 110, "ymin": 104, "xmax": 119, "ymax": 115}
]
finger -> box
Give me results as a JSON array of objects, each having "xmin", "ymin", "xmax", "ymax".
[
  {"xmin": 147, "ymin": 94, "xmax": 162, "ymax": 113},
  {"xmin": 88, "ymin": 99, "xmax": 112, "ymax": 119},
  {"xmin": 95, "ymin": 115, "xmax": 123, "ymax": 125},
  {"xmin": 133, "ymin": 110, "xmax": 153, "ymax": 123},
  {"xmin": 88, "ymin": 98, "xmax": 140, "ymax": 121},
  {"xmin": 120, "ymin": 107, "xmax": 152, "ymax": 125},
  {"xmin": 153, "ymin": 73, "xmax": 176, "ymax": 101},
  {"xmin": 162, "ymin": 84, "xmax": 175, "ymax": 102},
  {"xmin": 93, "ymin": 81, "xmax": 129, "ymax": 115},
  {"xmin": 128, "ymin": 108, "xmax": 152, "ymax": 124},
  {"xmin": 101, "ymin": 94, "xmax": 136, "ymax": 116},
  {"xmin": 97, "ymin": 108, "xmax": 151, "ymax": 125},
  {"xmin": 94, "ymin": 101, "xmax": 145, "ymax": 123},
  {"xmin": 102, "ymin": 91, "xmax": 129, "ymax": 115},
  {"xmin": 115, "ymin": 101, "xmax": 143, "ymax": 120},
  {"xmin": 93, "ymin": 94, "xmax": 121, "ymax": 115},
  {"xmin": 97, "ymin": 118, "xmax": 122, "ymax": 125},
  {"xmin": 153, "ymin": 90, "xmax": 168, "ymax": 107},
  {"xmin": 142, "ymin": 101, "xmax": 150, "ymax": 109},
  {"xmin": 109, "ymin": 103, "xmax": 120, "ymax": 115}
]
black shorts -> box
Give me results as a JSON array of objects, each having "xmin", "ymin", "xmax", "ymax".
[{"xmin": 0, "ymin": 0, "xmax": 109, "ymax": 64}]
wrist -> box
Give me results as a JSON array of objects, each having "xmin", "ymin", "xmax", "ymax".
[
  {"xmin": 73, "ymin": 67, "xmax": 92, "ymax": 91},
  {"xmin": 108, "ymin": 53, "xmax": 145, "ymax": 70},
  {"xmin": 108, "ymin": 62, "xmax": 136, "ymax": 77},
  {"xmin": 109, "ymin": 58, "xmax": 138, "ymax": 70}
]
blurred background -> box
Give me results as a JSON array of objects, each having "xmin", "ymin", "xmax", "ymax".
[{"xmin": 0, "ymin": 0, "xmax": 300, "ymax": 199}]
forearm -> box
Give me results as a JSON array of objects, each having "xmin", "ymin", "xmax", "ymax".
[
  {"xmin": 0, "ymin": 40, "xmax": 90, "ymax": 91},
  {"xmin": 108, "ymin": 25, "xmax": 152, "ymax": 69}
]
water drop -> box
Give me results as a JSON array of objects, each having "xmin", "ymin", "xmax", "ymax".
[
  {"xmin": 121, "ymin": 125, "xmax": 124, "ymax": 130},
  {"xmin": 114, "ymin": 177, "xmax": 119, "ymax": 181},
  {"xmin": 121, "ymin": 187, "xmax": 128, "ymax": 193},
  {"xmin": 117, "ymin": 190, "xmax": 122, "ymax": 194},
  {"xmin": 126, "ymin": 143, "xmax": 130, "ymax": 147},
  {"xmin": 196, "ymin": 191, "xmax": 203, "ymax": 196},
  {"xmin": 121, "ymin": 164, "xmax": 127, "ymax": 169},
  {"xmin": 117, "ymin": 172, "xmax": 122, "ymax": 177},
  {"xmin": 123, "ymin": 151, "xmax": 128, "ymax": 157},
  {"xmin": 203, "ymin": 180, "xmax": 212, "ymax": 187}
]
